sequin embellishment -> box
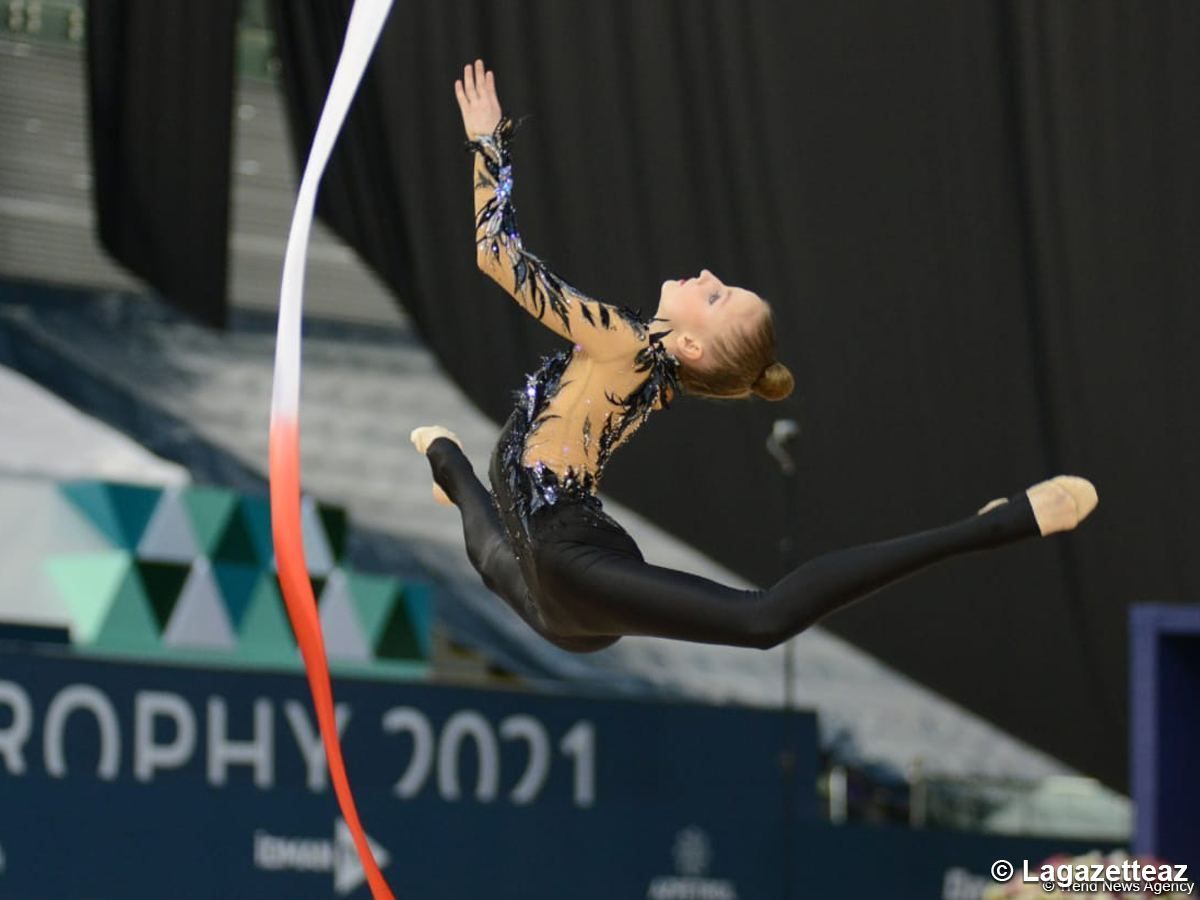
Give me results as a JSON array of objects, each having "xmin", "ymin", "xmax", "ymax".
[{"xmin": 465, "ymin": 114, "xmax": 682, "ymax": 544}]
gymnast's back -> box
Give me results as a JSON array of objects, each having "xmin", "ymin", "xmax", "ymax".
[{"xmin": 465, "ymin": 115, "xmax": 681, "ymax": 530}]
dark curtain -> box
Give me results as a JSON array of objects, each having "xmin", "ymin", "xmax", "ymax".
[
  {"xmin": 86, "ymin": 0, "xmax": 238, "ymax": 328},
  {"xmin": 266, "ymin": 0, "xmax": 1200, "ymax": 791}
]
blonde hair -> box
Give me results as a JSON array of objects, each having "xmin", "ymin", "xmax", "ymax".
[{"xmin": 676, "ymin": 301, "xmax": 795, "ymax": 402}]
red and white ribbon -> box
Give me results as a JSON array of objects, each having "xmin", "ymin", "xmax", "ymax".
[{"xmin": 268, "ymin": 3, "xmax": 396, "ymax": 898}]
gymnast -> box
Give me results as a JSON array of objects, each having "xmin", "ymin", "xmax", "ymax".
[{"xmin": 410, "ymin": 58, "xmax": 1098, "ymax": 654}]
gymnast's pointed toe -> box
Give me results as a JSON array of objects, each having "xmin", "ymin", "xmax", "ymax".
[
  {"xmin": 410, "ymin": 424, "xmax": 462, "ymax": 456},
  {"xmin": 1026, "ymin": 475, "xmax": 1098, "ymax": 536}
]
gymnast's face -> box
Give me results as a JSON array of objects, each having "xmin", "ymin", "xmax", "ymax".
[{"xmin": 655, "ymin": 269, "xmax": 767, "ymax": 367}]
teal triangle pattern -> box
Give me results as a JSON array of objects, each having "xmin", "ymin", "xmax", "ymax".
[
  {"xmin": 135, "ymin": 560, "xmax": 192, "ymax": 630},
  {"xmin": 212, "ymin": 560, "xmax": 262, "ymax": 627},
  {"xmin": 299, "ymin": 495, "xmax": 334, "ymax": 575},
  {"xmin": 59, "ymin": 482, "xmax": 162, "ymax": 550},
  {"xmin": 237, "ymin": 573, "xmax": 298, "ymax": 663},
  {"xmin": 239, "ymin": 494, "xmax": 275, "ymax": 566},
  {"xmin": 400, "ymin": 582, "xmax": 433, "ymax": 658},
  {"xmin": 183, "ymin": 486, "xmax": 238, "ymax": 556},
  {"xmin": 60, "ymin": 482, "xmax": 123, "ymax": 547},
  {"xmin": 93, "ymin": 565, "xmax": 160, "ymax": 651},
  {"xmin": 44, "ymin": 479, "xmax": 424, "ymax": 674},
  {"xmin": 44, "ymin": 551, "xmax": 131, "ymax": 643},
  {"xmin": 212, "ymin": 505, "xmax": 260, "ymax": 565},
  {"xmin": 318, "ymin": 570, "xmax": 370, "ymax": 662},
  {"xmin": 138, "ymin": 487, "xmax": 200, "ymax": 562},
  {"xmin": 347, "ymin": 570, "xmax": 399, "ymax": 645},
  {"xmin": 105, "ymin": 483, "xmax": 162, "ymax": 550},
  {"xmin": 163, "ymin": 559, "xmax": 236, "ymax": 650},
  {"xmin": 318, "ymin": 503, "xmax": 347, "ymax": 564},
  {"xmin": 375, "ymin": 587, "xmax": 425, "ymax": 662}
]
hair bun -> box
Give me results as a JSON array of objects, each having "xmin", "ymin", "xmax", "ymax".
[{"xmin": 752, "ymin": 361, "xmax": 795, "ymax": 402}]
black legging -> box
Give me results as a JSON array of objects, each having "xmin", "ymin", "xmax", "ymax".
[{"xmin": 427, "ymin": 438, "xmax": 1042, "ymax": 651}]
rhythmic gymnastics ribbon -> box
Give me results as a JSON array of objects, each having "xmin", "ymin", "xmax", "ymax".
[{"xmin": 267, "ymin": 2, "xmax": 396, "ymax": 899}]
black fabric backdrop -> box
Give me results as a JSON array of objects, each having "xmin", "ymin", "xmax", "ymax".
[
  {"xmin": 88, "ymin": 0, "xmax": 1200, "ymax": 790},
  {"xmin": 86, "ymin": 0, "xmax": 238, "ymax": 328}
]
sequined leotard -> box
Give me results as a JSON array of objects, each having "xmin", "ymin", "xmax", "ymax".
[
  {"xmin": 425, "ymin": 115, "xmax": 1043, "ymax": 653},
  {"xmin": 467, "ymin": 115, "xmax": 681, "ymax": 517}
]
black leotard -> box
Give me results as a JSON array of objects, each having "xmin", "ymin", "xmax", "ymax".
[{"xmin": 427, "ymin": 116, "xmax": 1042, "ymax": 653}]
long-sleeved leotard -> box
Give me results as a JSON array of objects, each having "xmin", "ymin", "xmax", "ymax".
[
  {"xmin": 466, "ymin": 115, "xmax": 680, "ymax": 499},
  {"xmin": 429, "ymin": 116, "xmax": 1043, "ymax": 653}
]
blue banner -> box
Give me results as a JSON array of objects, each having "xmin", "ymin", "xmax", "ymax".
[{"xmin": 0, "ymin": 646, "xmax": 817, "ymax": 899}]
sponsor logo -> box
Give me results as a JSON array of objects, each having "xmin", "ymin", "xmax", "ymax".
[
  {"xmin": 254, "ymin": 819, "xmax": 390, "ymax": 897},
  {"xmin": 646, "ymin": 826, "xmax": 739, "ymax": 900}
]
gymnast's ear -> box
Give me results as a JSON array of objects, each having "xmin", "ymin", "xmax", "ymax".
[{"xmin": 673, "ymin": 332, "xmax": 705, "ymax": 364}]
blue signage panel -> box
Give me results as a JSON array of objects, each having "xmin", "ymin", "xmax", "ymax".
[
  {"xmin": 1131, "ymin": 604, "xmax": 1200, "ymax": 874},
  {"xmin": 0, "ymin": 646, "xmax": 817, "ymax": 899}
]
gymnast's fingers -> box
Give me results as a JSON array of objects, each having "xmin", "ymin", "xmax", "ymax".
[{"xmin": 463, "ymin": 62, "xmax": 477, "ymax": 101}]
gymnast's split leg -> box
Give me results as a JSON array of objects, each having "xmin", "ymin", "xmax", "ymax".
[
  {"xmin": 414, "ymin": 427, "xmax": 1097, "ymax": 652},
  {"xmin": 418, "ymin": 430, "xmax": 623, "ymax": 653},
  {"xmin": 416, "ymin": 429, "xmax": 530, "ymax": 613},
  {"xmin": 532, "ymin": 478, "xmax": 1095, "ymax": 649}
]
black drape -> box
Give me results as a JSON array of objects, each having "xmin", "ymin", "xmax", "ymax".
[
  {"xmin": 86, "ymin": 0, "xmax": 238, "ymax": 328},
  {"xmin": 263, "ymin": 0, "xmax": 1200, "ymax": 791}
]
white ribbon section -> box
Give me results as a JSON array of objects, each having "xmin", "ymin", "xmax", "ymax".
[{"xmin": 271, "ymin": 0, "xmax": 395, "ymax": 420}]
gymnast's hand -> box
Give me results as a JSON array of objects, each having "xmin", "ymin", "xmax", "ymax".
[
  {"xmin": 410, "ymin": 425, "xmax": 463, "ymax": 507},
  {"xmin": 455, "ymin": 58, "xmax": 502, "ymax": 139}
]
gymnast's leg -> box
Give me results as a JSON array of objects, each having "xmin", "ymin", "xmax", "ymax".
[
  {"xmin": 421, "ymin": 434, "xmax": 529, "ymax": 608},
  {"xmin": 537, "ymin": 479, "xmax": 1097, "ymax": 650},
  {"xmin": 420, "ymin": 433, "xmax": 619, "ymax": 652}
]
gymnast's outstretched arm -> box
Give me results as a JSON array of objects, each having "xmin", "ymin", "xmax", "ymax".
[{"xmin": 456, "ymin": 59, "xmax": 644, "ymax": 361}]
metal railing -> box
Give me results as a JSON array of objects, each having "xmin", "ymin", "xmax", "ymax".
[{"xmin": 819, "ymin": 761, "xmax": 1132, "ymax": 841}]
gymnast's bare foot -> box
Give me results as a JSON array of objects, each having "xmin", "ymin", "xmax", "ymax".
[
  {"xmin": 1025, "ymin": 476, "xmax": 1098, "ymax": 536},
  {"xmin": 410, "ymin": 425, "xmax": 463, "ymax": 506}
]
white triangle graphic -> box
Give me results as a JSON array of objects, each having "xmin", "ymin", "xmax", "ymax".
[
  {"xmin": 333, "ymin": 818, "xmax": 390, "ymax": 897},
  {"xmin": 300, "ymin": 494, "xmax": 334, "ymax": 576},
  {"xmin": 319, "ymin": 569, "xmax": 371, "ymax": 662},
  {"xmin": 137, "ymin": 486, "xmax": 199, "ymax": 562},
  {"xmin": 162, "ymin": 558, "xmax": 236, "ymax": 650}
]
